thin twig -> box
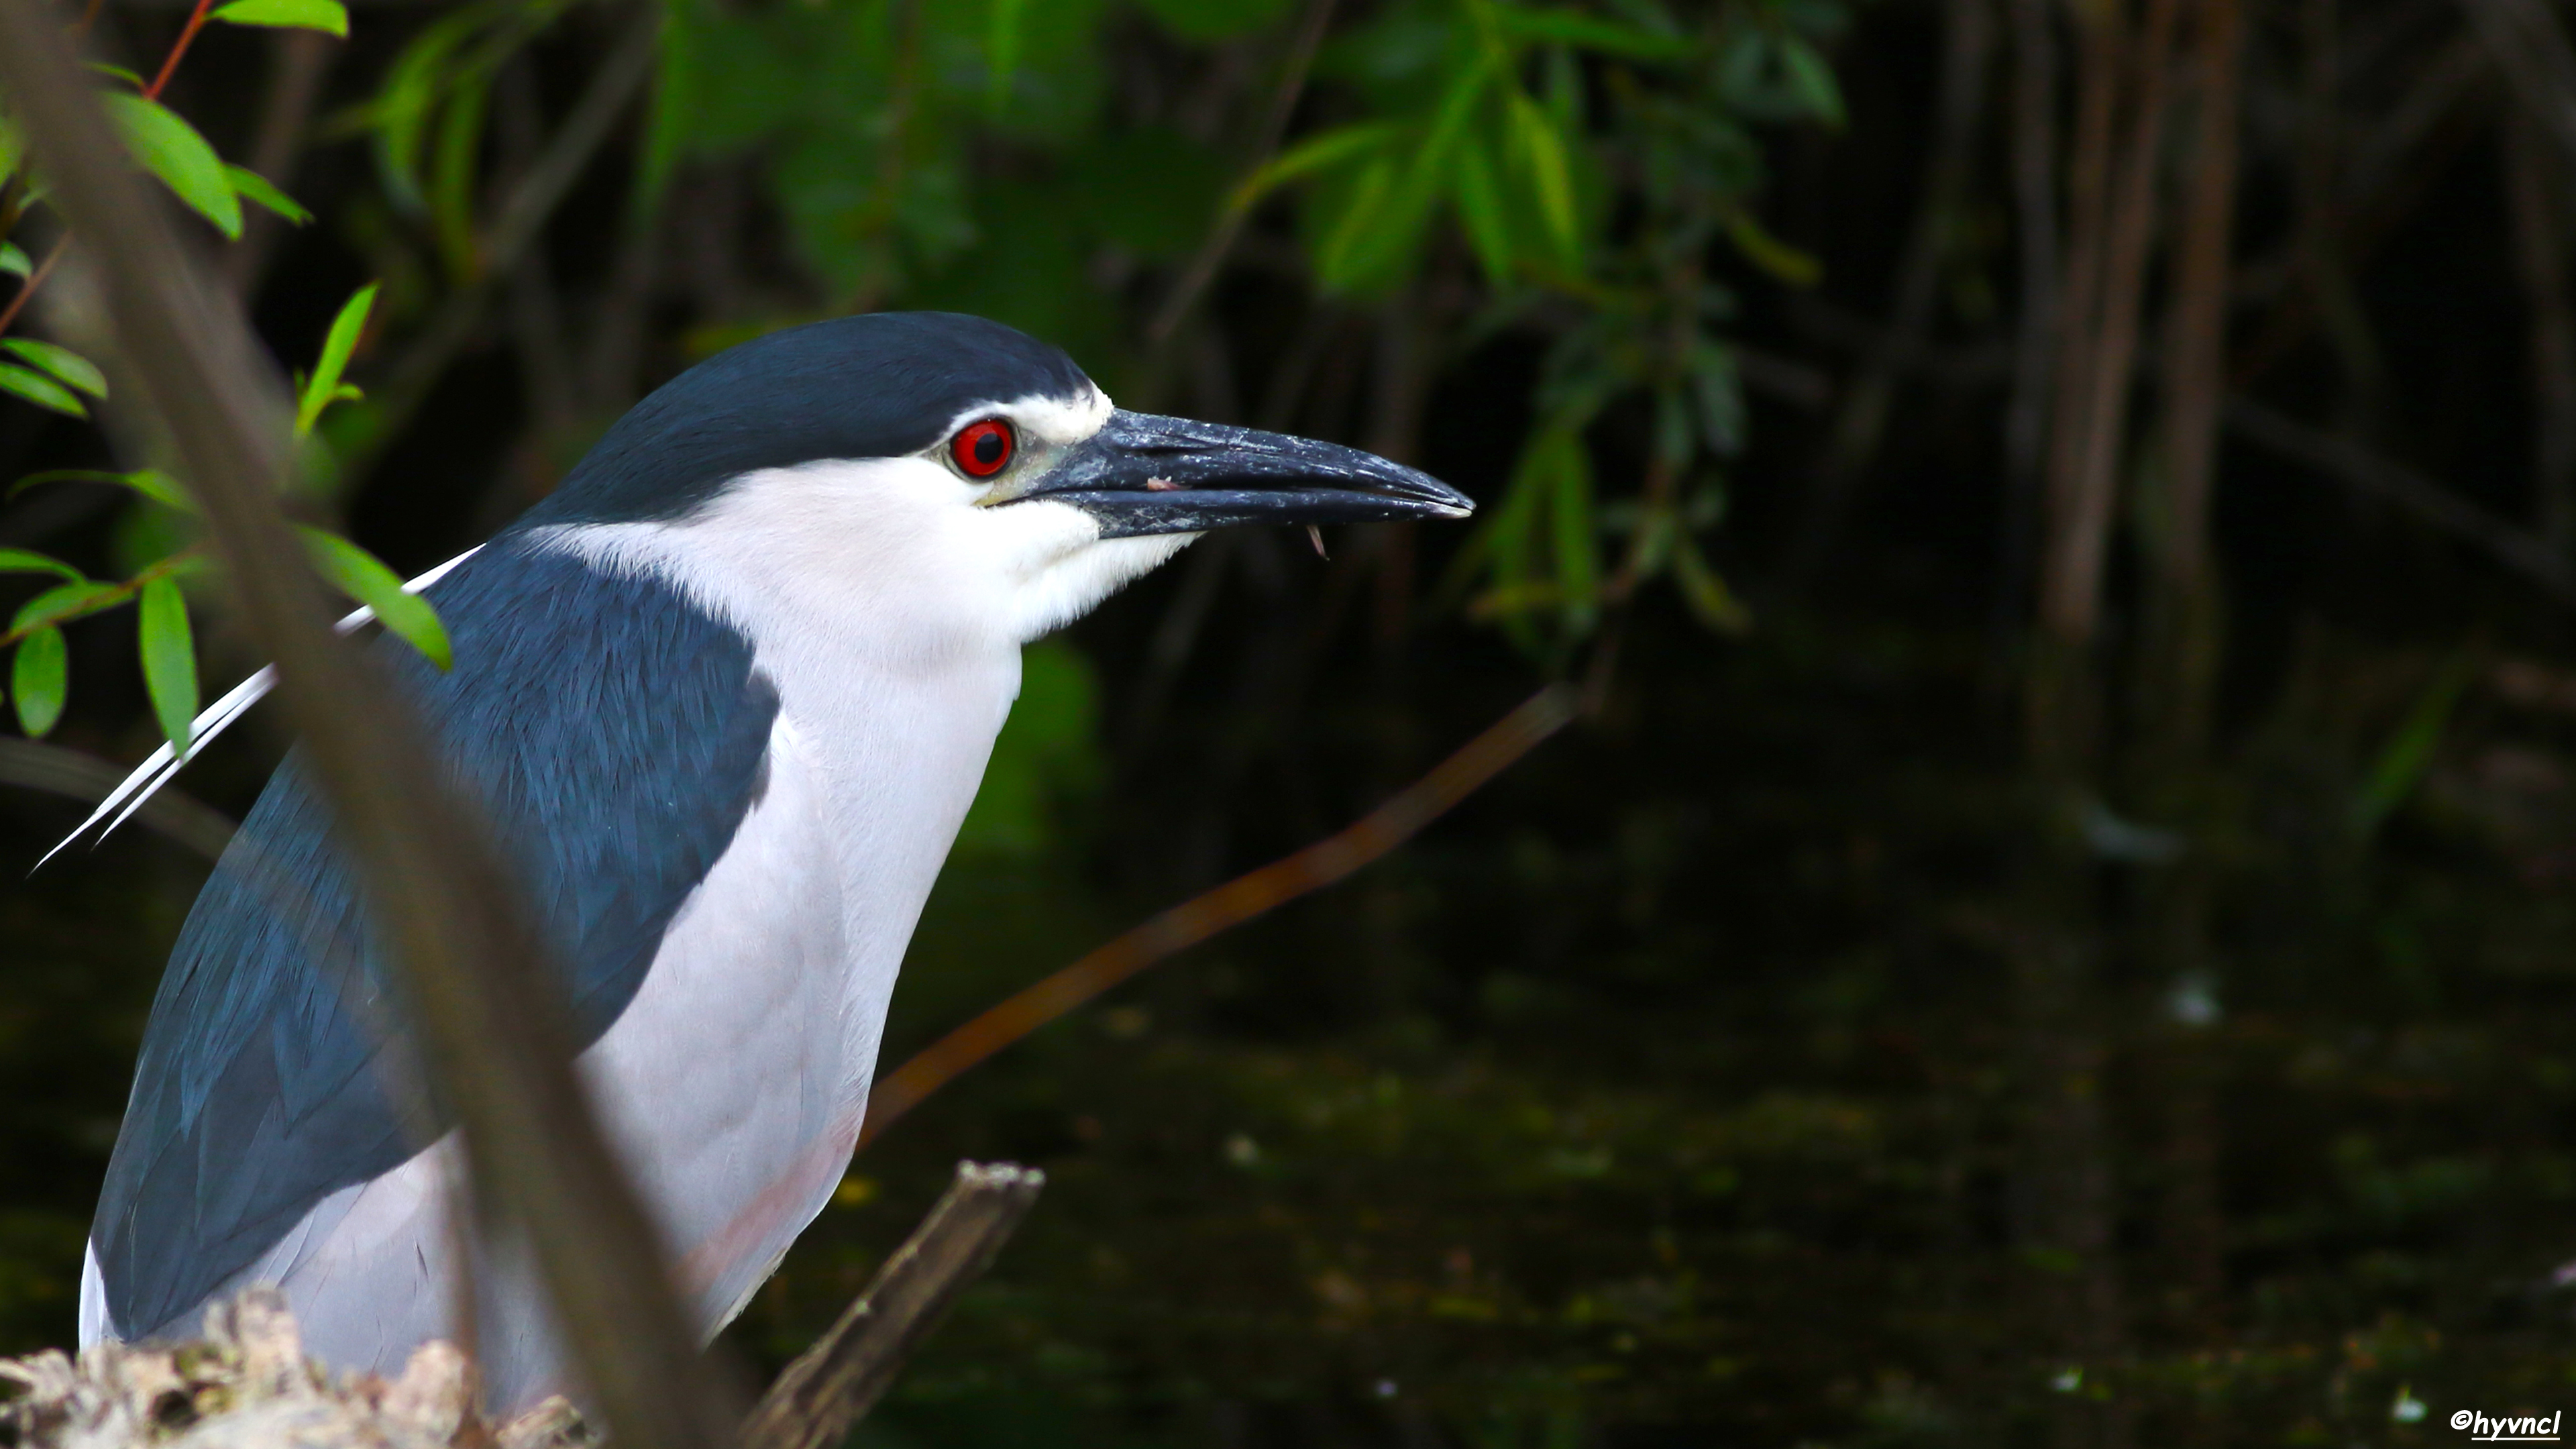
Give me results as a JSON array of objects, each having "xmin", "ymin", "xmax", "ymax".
[
  {"xmin": 741, "ymin": 1163, "xmax": 1045, "ymax": 1449},
  {"xmin": 348, "ymin": 7, "xmax": 660, "ymax": 479},
  {"xmin": 0, "ymin": 237, "xmax": 69, "ymax": 337},
  {"xmin": 2227, "ymin": 400, "xmax": 2576, "ymax": 602},
  {"xmin": 1790, "ymin": 0, "xmax": 1993, "ymax": 578},
  {"xmin": 1146, "ymin": 0, "xmax": 1340, "ymax": 348},
  {"xmin": 2044, "ymin": 0, "xmax": 2182, "ymax": 645},
  {"xmin": 860, "ymin": 684, "xmax": 1578, "ymax": 1144},
  {"xmin": 0, "ymin": 13, "xmax": 736, "ymax": 1449},
  {"xmin": 142, "ymin": 0, "xmax": 219, "ymax": 99},
  {"xmin": 3, "ymin": 0, "xmax": 239, "ymax": 341}
]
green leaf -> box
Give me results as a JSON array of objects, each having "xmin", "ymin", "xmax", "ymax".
[
  {"xmin": 987, "ymin": 0, "xmax": 1028, "ymax": 112},
  {"xmin": 2353, "ymin": 652, "xmax": 2479, "ymax": 833},
  {"xmin": 1545, "ymin": 426, "xmax": 1599, "ymax": 616},
  {"xmin": 211, "ymin": 0, "xmax": 348, "ymax": 37},
  {"xmin": 11, "ymin": 580, "xmax": 125, "ymax": 633},
  {"xmin": 0, "ymin": 548, "xmax": 83, "ymax": 582},
  {"xmin": 103, "ymin": 93, "xmax": 244, "ymax": 239},
  {"xmin": 1670, "ymin": 534, "xmax": 1752, "ymax": 634},
  {"xmin": 298, "ymin": 527, "xmax": 451, "ymax": 668},
  {"xmin": 1226, "ymin": 123, "xmax": 1403, "ymax": 213},
  {"xmin": 428, "ymin": 72, "xmax": 491, "ymax": 280},
  {"xmin": 0, "ymin": 241, "xmax": 29, "ymax": 278},
  {"xmin": 1, "ymin": 339, "xmax": 106, "ymax": 398},
  {"xmin": 1505, "ymin": 91, "xmax": 1581, "ymax": 267},
  {"xmin": 225, "ymin": 164, "xmax": 314, "ymax": 224},
  {"xmin": 0, "ymin": 362, "xmax": 87, "ymax": 418},
  {"xmin": 1778, "ymin": 35, "xmax": 1847, "ymax": 127},
  {"xmin": 12, "ymin": 627, "xmax": 66, "ymax": 737},
  {"xmin": 10, "ymin": 468, "xmax": 195, "ymax": 511},
  {"xmin": 138, "ymin": 577, "xmax": 199, "ymax": 755},
  {"xmin": 1450, "ymin": 140, "xmax": 1517, "ymax": 286},
  {"xmin": 1725, "ymin": 209, "xmax": 1821, "ymax": 286},
  {"xmin": 1491, "ymin": 8, "xmax": 1694, "ymax": 60},
  {"xmin": 0, "ymin": 114, "xmax": 21, "ymax": 190},
  {"xmin": 298, "ymin": 284, "xmax": 378, "ymax": 437}
]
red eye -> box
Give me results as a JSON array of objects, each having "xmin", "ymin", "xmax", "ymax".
[{"xmin": 951, "ymin": 419, "xmax": 1015, "ymax": 478}]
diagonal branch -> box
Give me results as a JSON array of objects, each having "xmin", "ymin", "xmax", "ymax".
[
  {"xmin": 346, "ymin": 7, "xmax": 661, "ymax": 479},
  {"xmin": 860, "ymin": 683, "xmax": 1578, "ymax": 1145},
  {"xmin": 741, "ymin": 1163, "xmax": 1044, "ymax": 1449},
  {"xmin": 0, "ymin": 12, "xmax": 735, "ymax": 1449},
  {"xmin": 2228, "ymin": 400, "xmax": 2576, "ymax": 603}
]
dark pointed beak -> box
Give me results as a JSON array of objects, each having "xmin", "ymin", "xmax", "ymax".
[{"xmin": 1009, "ymin": 409, "xmax": 1474, "ymax": 538}]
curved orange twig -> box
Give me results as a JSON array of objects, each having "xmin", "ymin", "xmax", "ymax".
[{"xmin": 859, "ymin": 682, "xmax": 1579, "ymax": 1146}]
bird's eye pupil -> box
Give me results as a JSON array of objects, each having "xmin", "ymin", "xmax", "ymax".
[{"xmin": 953, "ymin": 419, "xmax": 1014, "ymax": 478}]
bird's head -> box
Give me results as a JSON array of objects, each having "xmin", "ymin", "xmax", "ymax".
[{"xmin": 525, "ymin": 312, "xmax": 1472, "ymax": 647}]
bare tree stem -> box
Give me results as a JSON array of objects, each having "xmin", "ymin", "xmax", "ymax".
[
  {"xmin": 741, "ymin": 1163, "xmax": 1044, "ymax": 1449},
  {"xmin": 0, "ymin": 13, "xmax": 733, "ymax": 1449}
]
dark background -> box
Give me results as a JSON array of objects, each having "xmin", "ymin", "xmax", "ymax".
[{"xmin": 6, "ymin": 0, "xmax": 2575, "ymax": 1443}]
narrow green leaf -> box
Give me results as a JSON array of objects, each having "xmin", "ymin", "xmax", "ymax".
[
  {"xmin": 428, "ymin": 73, "xmax": 491, "ymax": 280},
  {"xmin": 225, "ymin": 164, "xmax": 315, "ymax": 224},
  {"xmin": 103, "ymin": 93, "xmax": 243, "ymax": 239},
  {"xmin": 1491, "ymin": 8, "xmax": 1694, "ymax": 60},
  {"xmin": 298, "ymin": 527, "xmax": 451, "ymax": 668},
  {"xmin": 0, "ymin": 548, "xmax": 83, "ymax": 582},
  {"xmin": 0, "ymin": 362, "xmax": 87, "ymax": 418},
  {"xmin": 1, "ymin": 339, "xmax": 106, "ymax": 398},
  {"xmin": 1671, "ymin": 535, "xmax": 1752, "ymax": 633},
  {"xmin": 1506, "ymin": 92, "xmax": 1581, "ymax": 266},
  {"xmin": 987, "ymin": 0, "xmax": 1028, "ymax": 113},
  {"xmin": 371, "ymin": 9, "xmax": 482, "ymax": 211},
  {"xmin": 1226, "ymin": 123, "xmax": 1402, "ymax": 213},
  {"xmin": 11, "ymin": 627, "xmax": 66, "ymax": 737},
  {"xmin": 11, "ymin": 580, "xmax": 125, "ymax": 634},
  {"xmin": 0, "ymin": 114, "xmax": 21, "ymax": 191},
  {"xmin": 1545, "ymin": 427, "xmax": 1599, "ymax": 615},
  {"xmin": 1778, "ymin": 36, "xmax": 1847, "ymax": 128},
  {"xmin": 0, "ymin": 241, "xmax": 29, "ymax": 278},
  {"xmin": 1725, "ymin": 209, "xmax": 1821, "ymax": 287},
  {"xmin": 212, "ymin": 0, "xmax": 349, "ymax": 37},
  {"xmin": 298, "ymin": 284, "xmax": 378, "ymax": 437},
  {"xmin": 2353, "ymin": 651, "xmax": 2479, "ymax": 833},
  {"xmin": 138, "ymin": 577, "xmax": 199, "ymax": 755},
  {"xmin": 9, "ymin": 468, "xmax": 195, "ymax": 511},
  {"xmin": 1450, "ymin": 142, "xmax": 1517, "ymax": 286},
  {"xmin": 1313, "ymin": 154, "xmax": 1407, "ymax": 292},
  {"xmin": 1689, "ymin": 341, "xmax": 1746, "ymax": 454}
]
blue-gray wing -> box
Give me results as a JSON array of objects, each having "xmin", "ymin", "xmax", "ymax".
[{"xmin": 91, "ymin": 536, "xmax": 780, "ymax": 1339}]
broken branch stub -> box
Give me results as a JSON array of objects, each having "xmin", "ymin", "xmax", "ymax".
[{"xmin": 741, "ymin": 1162, "xmax": 1045, "ymax": 1449}]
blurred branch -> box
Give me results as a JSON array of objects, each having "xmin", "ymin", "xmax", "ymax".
[
  {"xmin": 1147, "ymin": 0, "xmax": 1338, "ymax": 348},
  {"xmin": 1791, "ymin": 0, "xmax": 1993, "ymax": 580},
  {"xmin": 0, "ymin": 738, "xmax": 234, "ymax": 862},
  {"xmin": 2463, "ymin": 0, "xmax": 2576, "ymax": 170},
  {"xmin": 860, "ymin": 683, "xmax": 1579, "ymax": 1144},
  {"xmin": 2043, "ymin": 0, "xmax": 2182, "ymax": 649},
  {"xmin": 741, "ymin": 1163, "xmax": 1044, "ymax": 1449},
  {"xmin": 2228, "ymin": 400, "xmax": 2576, "ymax": 602},
  {"xmin": 1994, "ymin": 0, "xmax": 2057, "ymax": 655},
  {"xmin": 351, "ymin": 7, "xmax": 659, "ymax": 478},
  {"xmin": 0, "ymin": 12, "xmax": 735, "ymax": 1449},
  {"xmin": 224, "ymin": 31, "xmax": 337, "ymax": 298}
]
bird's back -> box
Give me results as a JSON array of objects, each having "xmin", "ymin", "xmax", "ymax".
[{"xmin": 86, "ymin": 534, "xmax": 784, "ymax": 1398}]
